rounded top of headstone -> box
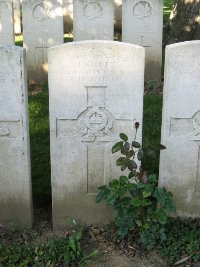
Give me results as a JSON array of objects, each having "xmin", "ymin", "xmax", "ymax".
[
  {"xmin": 166, "ymin": 40, "xmax": 200, "ymax": 51},
  {"xmin": 48, "ymin": 40, "xmax": 145, "ymax": 52}
]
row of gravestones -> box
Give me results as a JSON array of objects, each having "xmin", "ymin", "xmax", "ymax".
[
  {"xmin": 0, "ymin": 0, "xmax": 162, "ymax": 82},
  {"xmin": 0, "ymin": 40, "xmax": 200, "ymax": 229},
  {"xmin": 6, "ymin": 0, "xmax": 124, "ymax": 34}
]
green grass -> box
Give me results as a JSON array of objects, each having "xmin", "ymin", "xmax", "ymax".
[
  {"xmin": 29, "ymin": 85, "xmax": 51, "ymax": 201},
  {"xmin": 142, "ymin": 94, "xmax": 163, "ymax": 174},
  {"xmin": 163, "ymin": 0, "xmax": 174, "ymax": 23}
]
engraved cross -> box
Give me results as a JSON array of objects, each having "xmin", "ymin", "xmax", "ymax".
[
  {"xmin": 170, "ymin": 110, "xmax": 200, "ymax": 192},
  {"xmin": 56, "ymin": 86, "xmax": 133, "ymax": 194}
]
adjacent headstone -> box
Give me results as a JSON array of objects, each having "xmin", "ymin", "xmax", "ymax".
[
  {"xmin": 22, "ymin": 0, "xmax": 64, "ymax": 84},
  {"xmin": 159, "ymin": 41, "xmax": 200, "ymax": 217},
  {"xmin": 122, "ymin": 0, "xmax": 163, "ymax": 81},
  {"xmin": 13, "ymin": 0, "xmax": 21, "ymax": 34},
  {"xmin": 0, "ymin": 1, "xmax": 15, "ymax": 45},
  {"xmin": 114, "ymin": 0, "xmax": 122, "ymax": 31},
  {"xmin": 73, "ymin": 0, "xmax": 114, "ymax": 41},
  {"xmin": 63, "ymin": 0, "xmax": 73, "ymax": 33},
  {"xmin": 0, "ymin": 45, "xmax": 33, "ymax": 228},
  {"xmin": 63, "ymin": 0, "xmax": 121, "ymax": 33},
  {"xmin": 49, "ymin": 41, "xmax": 145, "ymax": 228}
]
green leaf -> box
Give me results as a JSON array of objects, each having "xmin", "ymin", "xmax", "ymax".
[
  {"xmin": 128, "ymin": 171, "xmax": 136, "ymax": 179},
  {"xmin": 106, "ymin": 191, "xmax": 118, "ymax": 205},
  {"xmin": 143, "ymin": 191, "xmax": 152, "ymax": 198},
  {"xmin": 69, "ymin": 237, "xmax": 76, "ymax": 252},
  {"xmin": 97, "ymin": 185, "xmax": 109, "ymax": 190},
  {"xmin": 137, "ymin": 149, "xmax": 144, "ymax": 161},
  {"xmin": 137, "ymin": 182, "xmax": 146, "ymax": 189},
  {"xmin": 132, "ymin": 141, "xmax": 141, "ymax": 148},
  {"xmin": 131, "ymin": 198, "xmax": 143, "ymax": 207},
  {"xmin": 121, "ymin": 163, "xmax": 128, "ymax": 171},
  {"xmin": 96, "ymin": 190, "xmax": 106, "ymax": 203},
  {"xmin": 119, "ymin": 226, "xmax": 128, "ymax": 237},
  {"xmin": 75, "ymin": 229, "xmax": 82, "ymax": 241},
  {"xmin": 119, "ymin": 133, "xmax": 128, "ymax": 142},
  {"xmin": 148, "ymin": 174, "xmax": 157, "ymax": 183},
  {"xmin": 156, "ymin": 208, "xmax": 167, "ymax": 224},
  {"xmin": 128, "ymin": 160, "xmax": 137, "ymax": 171},
  {"xmin": 119, "ymin": 176, "xmax": 129, "ymax": 185},
  {"xmin": 87, "ymin": 249, "xmax": 98, "ymax": 258},
  {"xmin": 121, "ymin": 142, "xmax": 130, "ymax": 155},
  {"xmin": 127, "ymin": 150, "xmax": 134, "ymax": 158},
  {"xmin": 112, "ymin": 141, "xmax": 123, "ymax": 153},
  {"xmin": 109, "ymin": 179, "xmax": 120, "ymax": 188},
  {"xmin": 155, "ymin": 187, "xmax": 166, "ymax": 206},
  {"xmin": 64, "ymin": 253, "xmax": 71, "ymax": 264},
  {"xmin": 144, "ymin": 184, "xmax": 154, "ymax": 193},
  {"xmin": 116, "ymin": 157, "xmax": 126, "ymax": 166}
]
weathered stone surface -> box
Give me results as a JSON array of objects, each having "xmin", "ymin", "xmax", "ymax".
[
  {"xmin": 0, "ymin": 45, "xmax": 33, "ymax": 228},
  {"xmin": 63, "ymin": 0, "xmax": 73, "ymax": 33},
  {"xmin": 0, "ymin": 1, "xmax": 15, "ymax": 45},
  {"xmin": 13, "ymin": 0, "xmax": 21, "ymax": 34},
  {"xmin": 63, "ymin": 0, "xmax": 121, "ymax": 33},
  {"xmin": 122, "ymin": 0, "xmax": 163, "ymax": 81},
  {"xmin": 73, "ymin": 0, "xmax": 114, "ymax": 41},
  {"xmin": 159, "ymin": 41, "xmax": 200, "ymax": 217},
  {"xmin": 49, "ymin": 41, "xmax": 145, "ymax": 228},
  {"xmin": 22, "ymin": 0, "xmax": 64, "ymax": 84}
]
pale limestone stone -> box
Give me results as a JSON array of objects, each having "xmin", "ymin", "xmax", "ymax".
[
  {"xmin": 159, "ymin": 41, "xmax": 200, "ymax": 217},
  {"xmin": 22, "ymin": 0, "xmax": 64, "ymax": 84},
  {"xmin": 63, "ymin": 0, "xmax": 73, "ymax": 33},
  {"xmin": 122, "ymin": 0, "xmax": 163, "ymax": 81},
  {"xmin": 0, "ymin": 45, "xmax": 32, "ymax": 228},
  {"xmin": 0, "ymin": 1, "xmax": 15, "ymax": 45},
  {"xmin": 73, "ymin": 0, "xmax": 114, "ymax": 41},
  {"xmin": 13, "ymin": 0, "xmax": 21, "ymax": 34},
  {"xmin": 63, "ymin": 0, "xmax": 122, "ymax": 33},
  {"xmin": 49, "ymin": 41, "xmax": 145, "ymax": 228}
]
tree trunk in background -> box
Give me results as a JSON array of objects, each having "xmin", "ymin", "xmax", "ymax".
[{"xmin": 164, "ymin": 0, "xmax": 200, "ymax": 45}]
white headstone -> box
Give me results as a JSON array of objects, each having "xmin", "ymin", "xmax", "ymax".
[
  {"xmin": 122, "ymin": 0, "xmax": 163, "ymax": 81},
  {"xmin": 49, "ymin": 41, "xmax": 145, "ymax": 228},
  {"xmin": 0, "ymin": 1, "xmax": 15, "ymax": 45},
  {"xmin": 22, "ymin": 0, "xmax": 64, "ymax": 84},
  {"xmin": 13, "ymin": 0, "xmax": 21, "ymax": 34},
  {"xmin": 63, "ymin": 0, "xmax": 121, "ymax": 33},
  {"xmin": 63, "ymin": 0, "xmax": 73, "ymax": 33},
  {"xmin": 159, "ymin": 41, "xmax": 200, "ymax": 217},
  {"xmin": 73, "ymin": 0, "xmax": 114, "ymax": 41},
  {"xmin": 0, "ymin": 45, "xmax": 32, "ymax": 228}
]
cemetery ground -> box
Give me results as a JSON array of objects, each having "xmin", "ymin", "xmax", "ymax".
[{"xmin": 1, "ymin": 84, "xmax": 200, "ymax": 267}]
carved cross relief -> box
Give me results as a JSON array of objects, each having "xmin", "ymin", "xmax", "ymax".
[
  {"xmin": 170, "ymin": 110, "xmax": 200, "ymax": 193},
  {"xmin": 140, "ymin": 36, "xmax": 150, "ymax": 48},
  {"xmin": 56, "ymin": 86, "xmax": 133, "ymax": 194}
]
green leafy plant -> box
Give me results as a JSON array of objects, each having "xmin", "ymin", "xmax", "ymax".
[
  {"xmin": 96, "ymin": 122, "xmax": 176, "ymax": 249},
  {"xmin": 158, "ymin": 217, "xmax": 200, "ymax": 266},
  {"xmin": 0, "ymin": 219, "xmax": 98, "ymax": 267}
]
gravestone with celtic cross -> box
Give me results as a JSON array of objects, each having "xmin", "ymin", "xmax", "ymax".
[
  {"xmin": 22, "ymin": 0, "xmax": 64, "ymax": 84},
  {"xmin": 73, "ymin": 0, "xmax": 114, "ymax": 41},
  {"xmin": 0, "ymin": 45, "xmax": 32, "ymax": 228},
  {"xmin": 49, "ymin": 41, "xmax": 145, "ymax": 228},
  {"xmin": 122, "ymin": 0, "xmax": 163, "ymax": 81},
  {"xmin": 0, "ymin": 0, "xmax": 14, "ymax": 45},
  {"xmin": 159, "ymin": 41, "xmax": 200, "ymax": 217}
]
